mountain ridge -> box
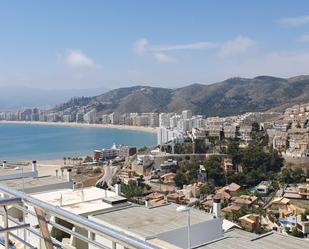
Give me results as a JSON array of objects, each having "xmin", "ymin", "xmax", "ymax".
[{"xmin": 52, "ymin": 75, "xmax": 309, "ymax": 116}]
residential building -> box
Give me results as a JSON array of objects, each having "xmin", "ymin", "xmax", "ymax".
[
  {"xmin": 182, "ymin": 110, "xmax": 193, "ymax": 119},
  {"xmin": 239, "ymin": 214, "xmax": 260, "ymax": 231},
  {"xmin": 83, "ymin": 109, "xmax": 96, "ymax": 124},
  {"xmin": 89, "ymin": 203, "xmax": 223, "ymax": 249}
]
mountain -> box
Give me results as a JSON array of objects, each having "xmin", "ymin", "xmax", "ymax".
[
  {"xmin": 52, "ymin": 75, "xmax": 309, "ymax": 116},
  {"xmin": 0, "ymin": 86, "xmax": 109, "ymax": 110}
]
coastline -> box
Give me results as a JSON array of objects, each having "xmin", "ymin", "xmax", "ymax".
[{"xmin": 0, "ymin": 120, "xmax": 157, "ymax": 134}]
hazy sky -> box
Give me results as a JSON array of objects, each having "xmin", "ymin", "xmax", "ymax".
[{"xmin": 1, "ymin": 0, "xmax": 309, "ymax": 89}]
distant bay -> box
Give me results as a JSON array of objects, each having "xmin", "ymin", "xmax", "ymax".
[{"xmin": 0, "ymin": 123, "xmax": 157, "ymax": 161}]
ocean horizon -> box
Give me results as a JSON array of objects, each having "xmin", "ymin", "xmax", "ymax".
[{"xmin": 0, "ymin": 123, "xmax": 156, "ymax": 161}]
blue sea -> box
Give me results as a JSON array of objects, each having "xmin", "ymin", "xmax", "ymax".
[{"xmin": 0, "ymin": 123, "xmax": 156, "ymax": 161}]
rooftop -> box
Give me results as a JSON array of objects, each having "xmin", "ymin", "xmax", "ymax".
[
  {"xmin": 90, "ymin": 203, "xmax": 214, "ymax": 239},
  {"xmin": 198, "ymin": 229, "xmax": 309, "ymax": 249},
  {"xmin": 0, "ymin": 175, "xmax": 72, "ymax": 193},
  {"xmin": 31, "ymin": 187, "xmax": 126, "ymax": 215}
]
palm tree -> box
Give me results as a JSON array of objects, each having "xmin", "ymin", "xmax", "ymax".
[{"xmin": 63, "ymin": 157, "xmax": 66, "ymax": 165}]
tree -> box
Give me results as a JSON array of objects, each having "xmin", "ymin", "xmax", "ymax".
[
  {"xmin": 84, "ymin": 156, "xmax": 93, "ymax": 163},
  {"xmin": 195, "ymin": 139, "xmax": 207, "ymax": 153},
  {"xmin": 203, "ymin": 156, "xmax": 225, "ymax": 186},
  {"xmin": 174, "ymin": 172, "xmax": 188, "ymax": 188},
  {"xmin": 121, "ymin": 180, "xmax": 144, "ymax": 199},
  {"xmin": 281, "ymin": 168, "xmax": 306, "ymax": 184},
  {"xmin": 227, "ymin": 140, "xmax": 241, "ymax": 165},
  {"xmin": 250, "ymin": 122, "xmax": 260, "ymax": 139},
  {"xmin": 200, "ymin": 181, "xmax": 215, "ymax": 198},
  {"xmin": 63, "ymin": 157, "xmax": 66, "ymax": 165}
]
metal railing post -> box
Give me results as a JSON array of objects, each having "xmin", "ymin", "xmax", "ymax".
[{"xmin": 3, "ymin": 206, "xmax": 9, "ymax": 249}]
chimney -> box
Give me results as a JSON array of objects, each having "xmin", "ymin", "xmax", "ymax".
[
  {"xmin": 32, "ymin": 160, "xmax": 37, "ymax": 172},
  {"xmin": 115, "ymin": 180, "xmax": 121, "ymax": 196},
  {"xmin": 145, "ymin": 197, "xmax": 150, "ymax": 208},
  {"xmin": 32, "ymin": 160, "xmax": 38, "ymax": 177},
  {"xmin": 67, "ymin": 169, "xmax": 72, "ymax": 182},
  {"xmin": 213, "ymin": 198, "xmax": 221, "ymax": 218},
  {"xmin": 2, "ymin": 161, "xmax": 6, "ymax": 168}
]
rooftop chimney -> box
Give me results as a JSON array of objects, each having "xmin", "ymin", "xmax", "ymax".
[
  {"xmin": 145, "ymin": 197, "xmax": 150, "ymax": 208},
  {"xmin": 213, "ymin": 198, "xmax": 221, "ymax": 218},
  {"xmin": 32, "ymin": 160, "xmax": 38, "ymax": 177},
  {"xmin": 32, "ymin": 160, "xmax": 37, "ymax": 171},
  {"xmin": 67, "ymin": 168, "xmax": 72, "ymax": 182},
  {"xmin": 115, "ymin": 180, "xmax": 121, "ymax": 196}
]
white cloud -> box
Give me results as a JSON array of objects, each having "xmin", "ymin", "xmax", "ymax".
[
  {"xmin": 153, "ymin": 52, "xmax": 176, "ymax": 63},
  {"xmin": 134, "ymin": 38, "xmax": 149, "ymax": 56},
  {"xmin": 150, "ymin": 41, "xmax": 217, "ymax": 51},
  {"xmin": 278, "ymin": 15, "xmax": 309, "ymax": 27},
  {"xmin": 299, "ymin": 34, "xmax": 309, "ymax": 42},
  {"xmin": 65, "ymin": 49, "xmax": 96, "ymax": 67},
  {"xmin": 219, "ymin": 36, "xmax": 256, "ymax": 57},
  {"xmin": 134, "ymin": 36, "xmax": 256, "ymax": 62}
]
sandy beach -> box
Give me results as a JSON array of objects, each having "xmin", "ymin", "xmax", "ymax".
[
  {"xmin": 37, "ymin": 159, "xmax": 64, "ymax": 177},
  {"xmin": 0, "ymin": 120, "xmax": 157, "ymax": 134}
]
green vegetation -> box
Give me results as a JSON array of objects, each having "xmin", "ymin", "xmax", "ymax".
[
  {"xmin": 280, "ymin": 168, "xmax": 308, "ymax": 184},
  {"xmin": 121, "ymin": 180, "xmax": 144, "ymax": 199},
  {"xmin": 199, "ymin": 181, "xmax": 215, "ymax": 197},
  {"xmin": 285, "ymin": 227, "xmax": 304, "ymax": 238},
  {"xmin": 84, "ymin": 156, "xmax": 93, "ymax": 163},
  {"xmin": 174, "ymin": 163, "xmax": 199, "ymax": 188},
  {"xmin": 225, "ymin": 141, "xmax": 283, "ymax": 186},
  {"xmin": 203, "ymin": 156, "xmax": 225, "ymax": 186}
]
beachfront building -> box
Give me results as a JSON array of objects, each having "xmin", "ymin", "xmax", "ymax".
[
  {"xmin": 157, "ymin": 127, "xmax": 184, "ymax": 146},
  {"xmin": 94, "ymin": 144, "xmax": 137, "ymax": 161},
  {"xmin": 83, "ymin": 109, "xmax": 96, "ymax": 124}
]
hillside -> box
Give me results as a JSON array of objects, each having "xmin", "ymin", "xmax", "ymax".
[{"xmin": 52, "ymin": 75, "xmax": 309, "ymax": 116}]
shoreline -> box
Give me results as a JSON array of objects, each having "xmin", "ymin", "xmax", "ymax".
[{"xmin": 0, "ymin": 120, "xmax": 157, "ymax": 134}]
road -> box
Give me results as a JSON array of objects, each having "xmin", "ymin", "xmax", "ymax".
[{"xmin": 96, "ymin": 164, "xmax": 118, "ymax": 188}]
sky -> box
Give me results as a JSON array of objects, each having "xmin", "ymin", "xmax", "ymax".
[{"xmin": 1, "ymin": 0, "xmax": 309, "ymax": 90}]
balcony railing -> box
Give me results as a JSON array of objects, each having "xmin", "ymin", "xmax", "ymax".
[{"xmin": 0, "ymin": 184, "xmax": 161, "ymax": 249}]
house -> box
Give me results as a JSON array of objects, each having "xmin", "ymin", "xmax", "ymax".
[
  {"xmin": 160, "ymin": 172, "xmax": 176, "ymax": 185},
  {"xmin": 217, "ymin": 182, "xmax": 241, "ymax": 197},
  {"xmin": 239, "ymin": 214, "xmax": 260, "ymax": 231},
  {"xmin": 298, "ymin": 178, "xmax": 309, "ymax": 199},
  {"xmin": 255, "ymin": 181, "xmax": 272, "ymax": 194},
  {"xmin": 159, "ymin": 159, "xmax": 178, "ymax": 173},
  {"xmin": 223, "ymin": 158, "xmax": 234, "ymax": 173},
  {"xmin": 197, "ymin": 165, "xmax": 207, "ymax": 182},
  {"xmin": 221, "ymin": 204, "xmax": 241, "ymax": 217},
  {"xmin": 231, "ymin": 195, "xmax": 258, "ymax": 207},
  {"xmin": 166, "ymin": 192, "xmax": 186, "ymax": 204},
  {"xmin": 182, "ymin": 182, "xmax": 204, "ymax": 199},
  {"xmin": 268, "ymin": 197, "xmax": 305, "ymax": 219}
]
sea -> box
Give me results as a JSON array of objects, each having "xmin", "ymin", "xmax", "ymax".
[{"xmin": 0, "ymin": 123, "xmax": 157, "ymax": 161}]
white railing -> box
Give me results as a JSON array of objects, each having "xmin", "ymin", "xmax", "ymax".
[{"xmin": 0, "ymin": 184, "xmax": 161, "ymax": 249}]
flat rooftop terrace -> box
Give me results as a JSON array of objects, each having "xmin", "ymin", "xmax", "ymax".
[
  {"xmin": 0, "ymin": 175, "xmax": 72, "ymax": 193},
  {"xmin": 198, "ymin": 229, "xmax": 309, "ymax": 249},
  {"xmin": 91, "ymin": 203, "xmax": 214, "ymax": 238},
  {"xmin": 31, "ymin": 187, "xmax": 126, "ymax": 215}
]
